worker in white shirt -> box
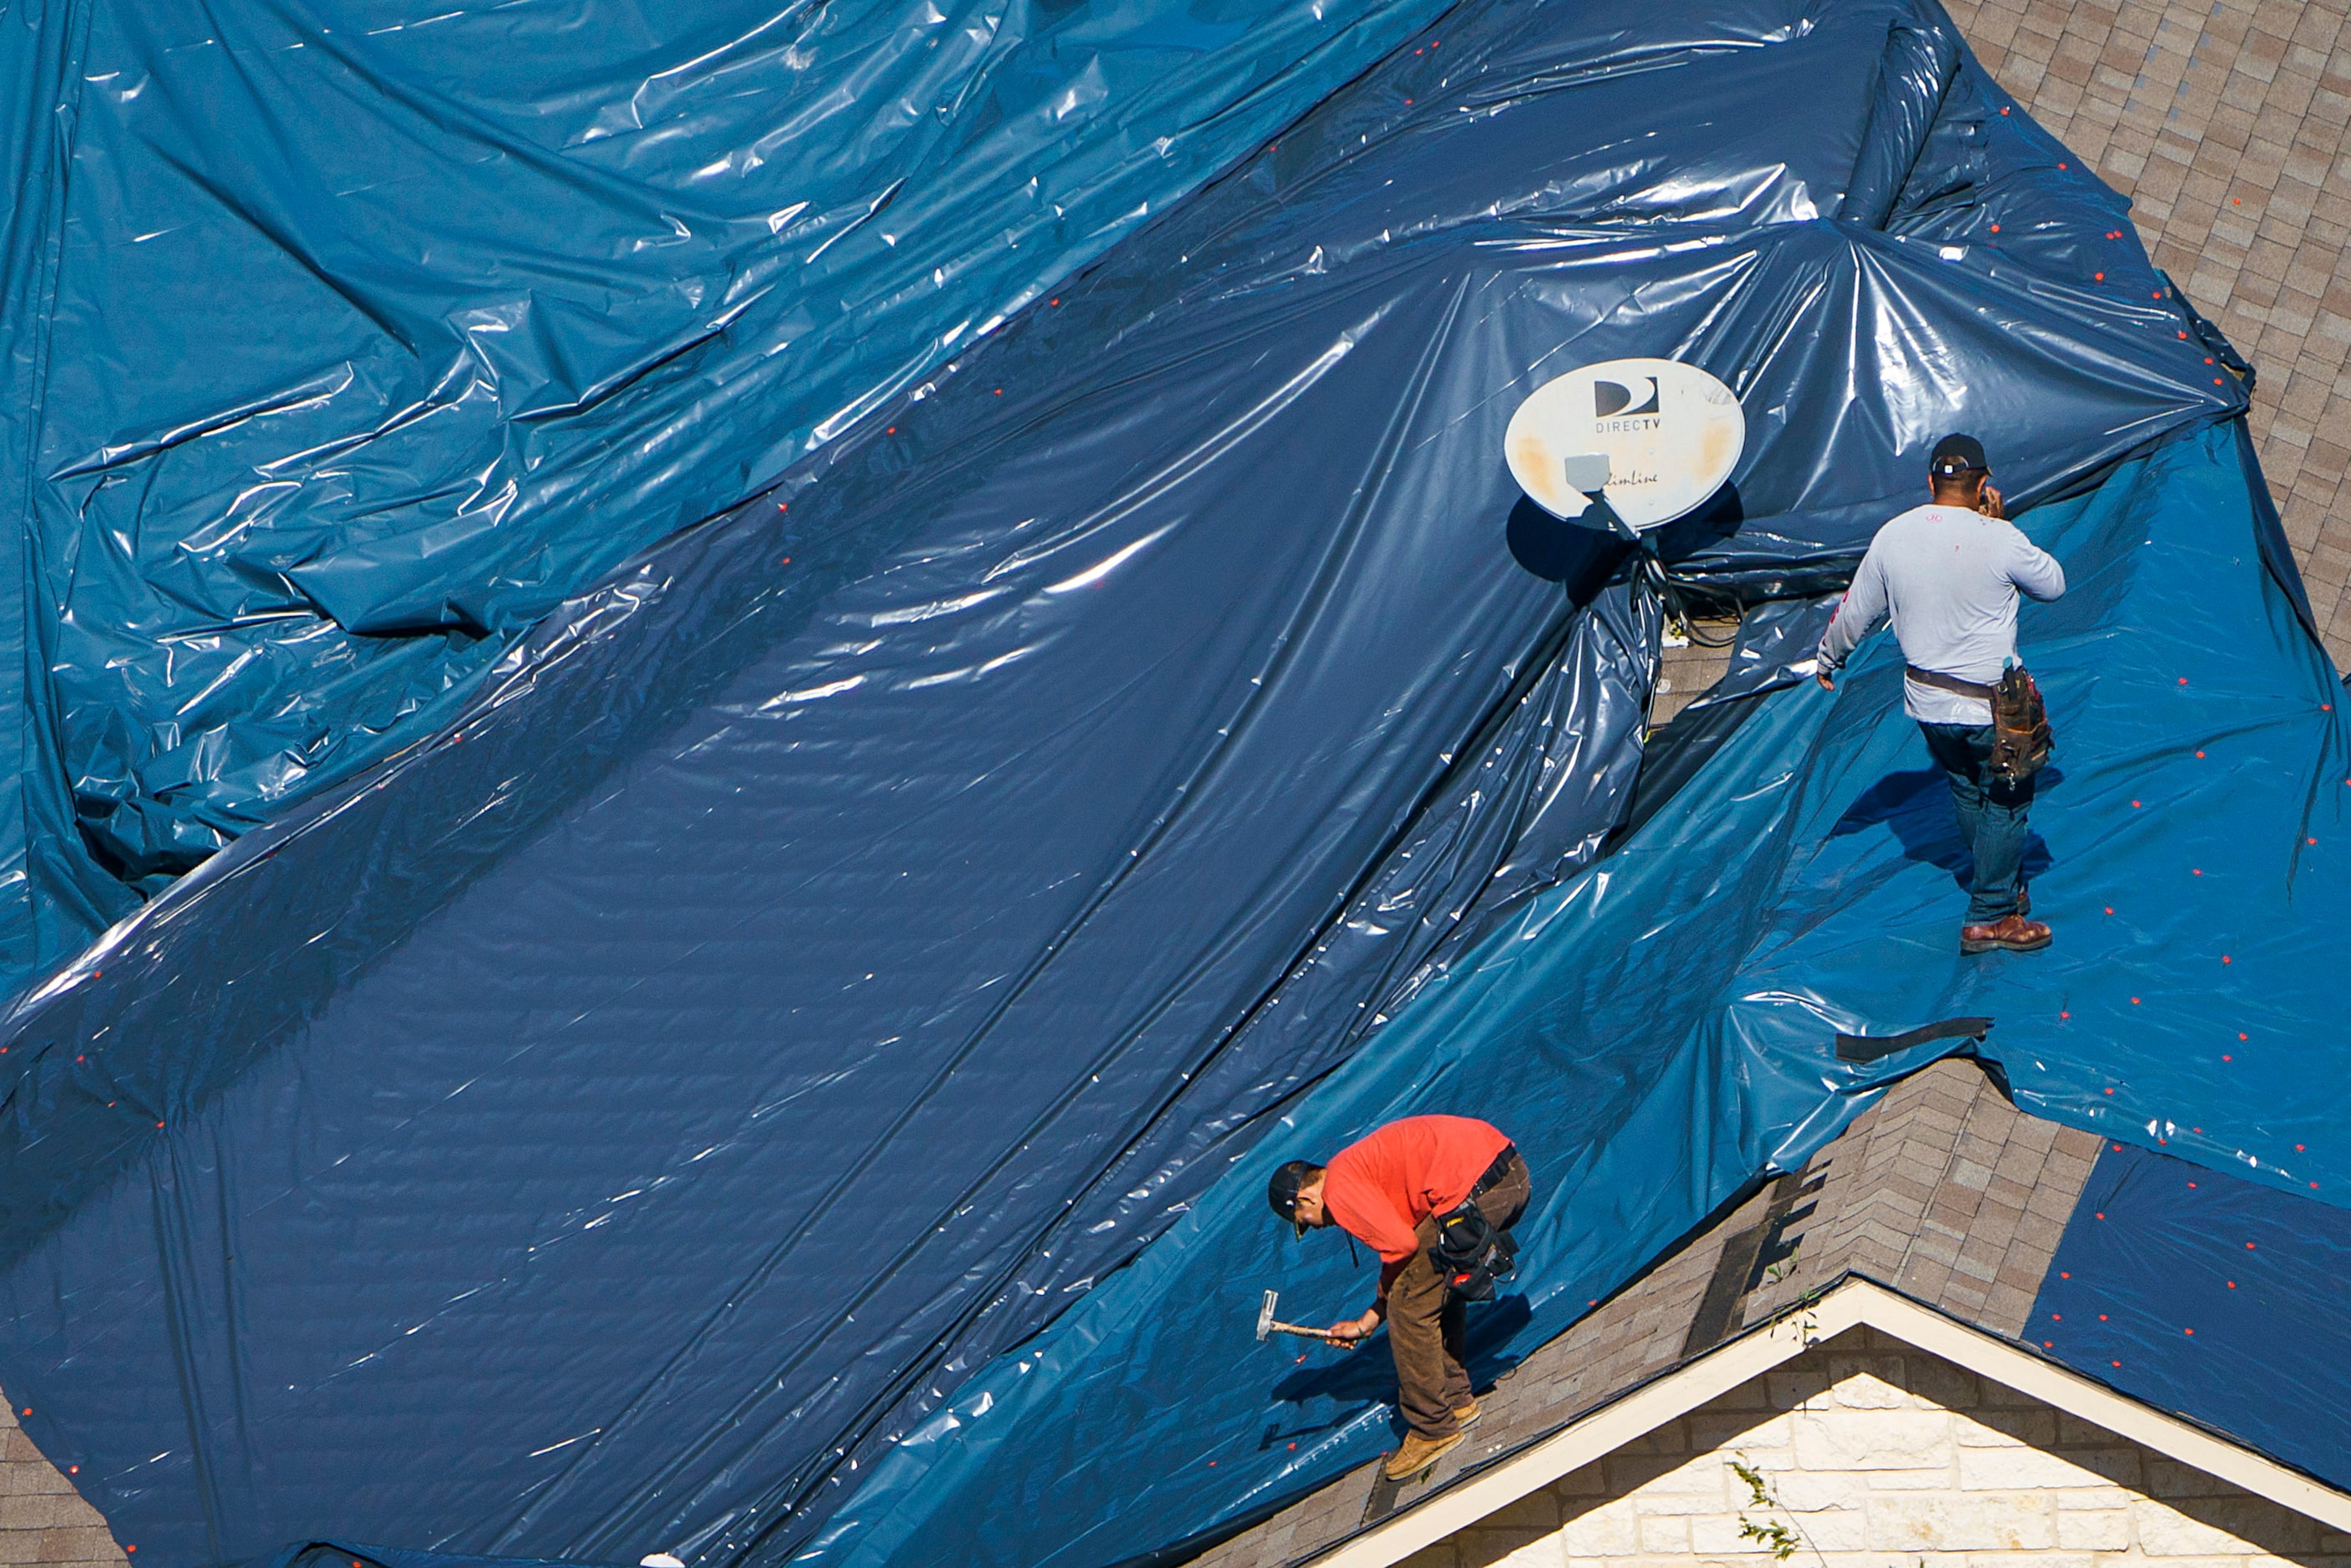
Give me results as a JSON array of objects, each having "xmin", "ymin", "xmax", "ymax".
[{"xmin": 1814, "ymin": 434, "xmax": 2065, "ymax": 954}]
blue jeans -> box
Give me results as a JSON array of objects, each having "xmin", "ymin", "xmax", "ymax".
[{"xmin": 1919, "ymin": 722, "xmax": 2033, "ymax": 926}]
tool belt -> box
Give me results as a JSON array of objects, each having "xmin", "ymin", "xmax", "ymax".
[
  {"xmin": 1905, "ymin": 664, "xmax": 1994, "ymax": 701},
  {"xmin": 1431, "ymin": 1146, "xmax": 1521, "ymax": 1302},
  {"xmin": 1907, "ymin": 665, "xmax": 2053, "ymax": 786}
]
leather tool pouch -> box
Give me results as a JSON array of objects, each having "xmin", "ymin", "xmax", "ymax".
[
  {"xmin": 1431, "ymin": 1201, "xmax": 1518, "ymax": 1302},
  {"xmin": 1988, "ymin": 665, "xmax": 2053, "ymax": 786}
]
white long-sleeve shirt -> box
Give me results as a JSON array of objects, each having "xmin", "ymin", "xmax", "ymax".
[{"xmin": 1816, "ymin": 503, "xmax": 2066, "ymax": 725}]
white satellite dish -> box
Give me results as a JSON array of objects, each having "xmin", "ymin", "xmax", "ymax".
[{"xmin": 1504, "ymin": 357, "xmax": 1745, "ymax": 532}]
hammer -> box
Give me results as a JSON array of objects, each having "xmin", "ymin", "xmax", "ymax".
[{"xmin": 1256, "ymin": 1289, "xmax": 1354, "ymax": 1347}]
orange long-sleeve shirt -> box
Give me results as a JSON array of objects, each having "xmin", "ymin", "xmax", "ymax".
[{"xmin": 1321, "ymin": 1115, "xmax": 1512, "ymax": 1264}]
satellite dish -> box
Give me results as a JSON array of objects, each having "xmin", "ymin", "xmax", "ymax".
[{"xmin": 1504, "ymin": 358, "xmax": 1745, "ymax": 533}]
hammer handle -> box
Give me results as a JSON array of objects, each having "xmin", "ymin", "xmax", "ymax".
[{"xmin": 1266, "ymin": 1320, "xmax": 1350, "ymax": 1343}]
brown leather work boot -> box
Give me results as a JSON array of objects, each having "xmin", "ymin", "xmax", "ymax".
[
  {"xmin": 1960, "ymin": 913, "xmax": 2053, "ymax": 954},
  {"xmin": 1455, "ymin": 1398, "xmax": 1481, "ymax": 1431},
  {"xmin": 1383, "ymin": 1429, "xmax": 1465, "ymax": 1481}
]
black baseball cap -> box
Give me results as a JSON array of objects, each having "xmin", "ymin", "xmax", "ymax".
[
  {"xmin": 1929, "ymin": 433, "xmax": 1990, "ymax": 477},
  {"xmin": 1267, "ymin": 1160, "xmax": 1320, "ymax": 1237}
]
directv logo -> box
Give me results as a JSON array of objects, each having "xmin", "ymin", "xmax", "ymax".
[
  {"xmin": 1594, "ymin": 377, "xmax": 1659, "ymax": 417},
  {"xmin": 1593, "ymin": 375, "xmax": 1661, "ymax": 432}
]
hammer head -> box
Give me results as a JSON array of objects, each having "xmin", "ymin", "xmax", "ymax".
[{"xmin": 1256, "ymin": 1288, "xmax": 1278, "ymax": 1343}]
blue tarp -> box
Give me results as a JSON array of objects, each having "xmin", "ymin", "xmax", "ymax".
[
  {"xmin": 0, "ymin": 0, "xmax": 1457, "ymax": 988},
  {"xmin": 0, "ymin": 0, "xmax": 2328, "ymax": 1565},
  {"xmin": 2034, "ymin": 1141, "xmax": 2351, "ymax": 1495}
]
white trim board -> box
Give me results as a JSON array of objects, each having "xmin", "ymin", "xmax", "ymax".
[{"xmin": 1300, "ymin": 1277, "xmax": 2351, "ymax": 1568}]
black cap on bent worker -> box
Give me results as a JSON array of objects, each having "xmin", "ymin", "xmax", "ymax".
[
  {"xmin": 1928, "ymin": 432, "xmax": 1989, "ymax": 478},
  {"xmin": 1263, "ymin": 1115, "xmax": 1532, "ymax": 1485},
  {"xmin": 1267, "ymin": 1160, "xmax": 1320, "ymax": 1239}
]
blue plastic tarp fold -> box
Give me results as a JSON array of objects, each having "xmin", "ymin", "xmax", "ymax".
[{"xmin": 0, "ymin": 0, "xmax": 1458, "ymax": 982}]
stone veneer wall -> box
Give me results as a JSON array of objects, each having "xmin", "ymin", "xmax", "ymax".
[{"xmin": 1401, "ymin": 1326, "xmax": 2351, "ymax": 1568}]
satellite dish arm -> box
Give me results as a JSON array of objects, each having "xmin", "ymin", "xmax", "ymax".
[
  {"xmin": 1578, "ymin": 487, "xmax": 1639, "ymax": 543},
  {"xmin": 1556, "ymin": 452, "xmax": 1638, "ymax": 541}
]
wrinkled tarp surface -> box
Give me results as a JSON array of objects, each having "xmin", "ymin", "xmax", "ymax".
[
  {"xmin": 814, "ymin": 419, "xmax": 2351, "ymax": 1567},
  {"xmin": 0, "ymin": 0, "xmax": 1460, "ymax": 987},
  {"xmin": 2035, "ymin": 1141, "xmax": 2351, "ymax": 1494},
  {"xmin": 0, "ymin": 0, "xmax": 2303, "ymax": 1564}
]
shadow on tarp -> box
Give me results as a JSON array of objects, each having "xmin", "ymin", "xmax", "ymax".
[
  {"xmin": 1829, "ymin": 766, "xmax": 2062, "ymax": 891},
  {"xmin": 1261, "ymin": 1293, "xmax": 1537, "ymax": 1435},
  {"xmin": 808, "ymin": 422, "xmax": 2351, "ymax": 1568}
]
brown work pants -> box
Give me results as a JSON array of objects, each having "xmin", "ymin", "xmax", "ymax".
[{"xmin": 1383, "ymin": 1151, "xmax": 1530, "ymax": 1439}]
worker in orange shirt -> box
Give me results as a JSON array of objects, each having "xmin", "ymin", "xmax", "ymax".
[{"xmin": 1267, "ymin": 1115, "xmax": 1532, "ymax": 1479}]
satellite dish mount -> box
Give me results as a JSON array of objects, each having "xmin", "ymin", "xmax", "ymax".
[{"xmin": 1556, "ymin": 453, "xmax": 1637, "ymax": 541}]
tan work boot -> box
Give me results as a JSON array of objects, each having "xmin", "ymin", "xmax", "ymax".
[
  {"xmin": 1959, "ymin": 913, "xmax": 2052, "ymax": 954},
  {"xmin": 1454, "ymin": 1398, "xmax": 1481, "ymax": 1430},
  {"xmin": 1383, "ymin": 1429, "xmax": 1465, "ymax": 1481}
]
